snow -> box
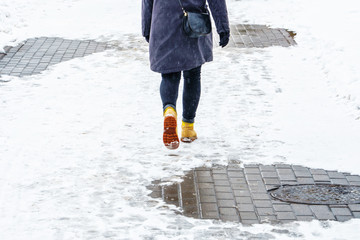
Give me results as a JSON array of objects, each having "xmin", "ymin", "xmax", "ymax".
[{"xmin": 1, "ymin": 0, "xmax": 360, "ymax": 239}]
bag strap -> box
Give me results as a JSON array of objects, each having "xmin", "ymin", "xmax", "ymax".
[{"xmin": 177, "ymin": 0, "xmax": 186, "ymax": 14}]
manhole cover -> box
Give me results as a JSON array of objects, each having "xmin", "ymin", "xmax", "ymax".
[{"xmin": 269, "ymin": 184, "xmax": 360, "ymax": 205}]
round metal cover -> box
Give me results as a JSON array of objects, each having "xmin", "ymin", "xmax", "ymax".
[{"xmin": 269, "ymin": 184, "xmax": 360, "ymax": 205}]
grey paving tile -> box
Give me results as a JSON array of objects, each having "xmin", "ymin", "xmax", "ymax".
[
  {"xmin": 276, "ymin": 212, "xmax": 296, "ymax": 220},
  {"xmin": 310, "ymin": 205, "xmax": 336, "ymax": 220},
  {"xmin": 291, "ymin": 204, "xmax": 313, "ymax": 216},
  {"xmin": 220, "ymin": 215, "xmax": 240, "ymax": 222},
  {"xmin": 199, "ymin": 195, "xmax": 217, "ymax": 203},
  {"xmin": 235, "ymin": 197, "xmax": 253, "ymax": 204},
  {"xmin": 327, "ymin": 171, "xmax": 346, "ymax": 179},
  {"xmin": 310, "ymin": 169, "xmax": 327, "ymax": 175},
  {"xmin": 313, "ymin": 175, "xmax": 331, "ymax": 182},
  {"xmin": 216, "ymin": 192, "xmax": 234, "ymax": 200},
  {"xmin": 261, "ymin": 171, "xmax": 278, "ymax": 178},
  {"xmin": 212, "ymin": 174, "xmax": 228, "ymax": 180},
  {"xmin": 201, "ymin": 203, "xmax": 218, "ymax": 212},
  {"xmin": 331, "ymin": 179, "xmax": 349, "ymax": 185},
  {"xmin": 239, "ymin": 212, "xmax": 258, "ymax": 220},
  {"xmin": 335, "ymin": 216, "xmax": 353, "ymax": 222},
  {"xmin": 233, "ymin": 190, "xmax": 251, "ymax": 197},
  {"xmin": 253, "ymin": 200, "xmax": 272, "ymax": 208},
  {"xmin": 331, "ymin": 207, "xmax": 352, "ymax": 216},
  {"xmin": 218, "ymin": 200, "xmax": 236, "ymax": 208},
  {"xmin": 273, "ymin": 204, "xmax": 292, "ymax": 212},
  {"xmin": 297, "ymin": 177, "xmax": 315, "ymax": 184},
  {"xmin": 346, "ymin": 176, "xmax": 360, "ymax": 182},
  {"xmin": 256, "ymin": 207, "xmax": 275, "ymax": 216},
  {"xmin": 353, "ymin": 212, "xmax": 360, "ymax": 218},
  {"xmin": 202, "ymin": 211, "xmax": 220, "ymax": 219},
  {"xmin": 296, "ymin": 216, "xmax": 315, "ymax": 221},
  {"xmin": 237, "ymin": 204, "xmax": 255, "ymax": 212},
  {"xmin": 348, "ymin": 204, "xmax": 360, "ymax": 212},
  {"xmin": 219, "ymin": 207, "xmax": 238, "ymax": 216}
]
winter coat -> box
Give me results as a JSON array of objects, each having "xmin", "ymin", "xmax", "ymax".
[{"xmin": 142, "ymin": 0, "xmax": 230, "ymax": 74}]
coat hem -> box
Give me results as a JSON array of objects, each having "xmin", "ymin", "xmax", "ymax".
[{"xmin": 151, "ymin": 58, "xmax": 213, "ymax": 74}]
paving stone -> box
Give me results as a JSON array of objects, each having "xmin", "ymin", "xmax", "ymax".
[
  {"xmin": 296, "ymin": 216, "xmax": 315, "ymax": 221},
  {"xmin": 196, "ymin": 171, "xmax": 211, "ymax": 177},
  {"xmin": 220, "ymin": 215, "xmax": 240, "ymax": 222},
  {"xmin": 233, "ymin": 190, "xmax": 251, "ymax": 197},
  {"xmin": 331, "ymin": 207, "xmax": 352, "ymax": 216},
  {"xmin": 336, "ymin": 216, "xmax": 353, "ymax": 222},
  {"xmin": 353, "ymin": 212, "xmax": 360, "ymax": 218},
  {"xmin": 219, "ymin": 207, "xmax": 238, "ymax": 216},
  {"xmin": 197, "ymin": 176, "xmax": 214, "ymax": 183},
  {"xmin": 213, "ymin": 174, "xmax": 228, "ymax": 180},
  {"xmin": 310, "ymin": 205, "xmax": 336, "ymax": 220},
  {"xmin": 244, "ymin": 168, "xmax": 261, "ymax": 174},
  {"xmin": 260, "ymin": 165, "xmax": 276, "ymax": 171},
  {"xmin": 256, "ymin": 208, "xmax": 275, "ymax": 216},
  {"xmin": 276, "ymin": 212, "xmax": 296, "ymax": 220},
  {"xmin": 261, "ymin": 171, "xmax": 278, "ymax": 178},
  {"xmin": 263, "ymin": 178, "xmax": 280, "ymax": 185},
  {"xmin": 218, "ymin": 200, "xmax": 236, "ymax": 208},
  {"xmin": 199, "ymin": 195, "xmax": 217, "ymax": 203},
  {"xmin": 237, "ymin": 204, "xmax": 255, "ymax": 212},
  {"xmin": 216, "ymin": 192, "xmax": 234, "ymax": 200},
  {"xmin": 260, "ymin": 215, "xmax": 277, "ymax": 222},
  {"xmin": 331, "ymin": 179, "xmax": 349, "ymax": 185},
  {"xmin": 251, "ymin": 193, "xmax": 270, "ymax": 200},
  {"xmin": 346, "ymin": 176, "xmax": 360, "ymax": 182},
  {"xmin": 239, "ymin": 212, "xmax": 258, "ymax": 220},
  {"xmin": 235, "ymin": 197, "xmax": 253, "ymax": 204},
  {"xmin": 214, "ymin": 180, "xmax": 231, "ymax": 186},
  {"xmin": 313, "ymin": 175, "xmax": 331, "ymax": 182},
  {"xmin": 215, "ymin": 186, "xmax": 232, "ymax": 192},
  {"xmin": 273, "ymin": 204, "xmax": 292, "ymax": 212},
  {"xmin": 348, "ymin": 204, "xmax": 360, "ymax": 212},
  {"xmin": 229, "ymin": 178, "xmax": 247, "ymax": 184},
  {"xmin": 253, "ymin": 200, "xmax": 272, "ymax": 208},
  {"xmin": 297, "ymin": 177, "xmax": 315, "ymax": 184},
  {"xmin": 199, "ymin": 188, "xmax": 215, "ymax": 196},
  {"xmin": 228, "ymin": 171, "xmax": 245, "ymax": 178},
  {"xmin": 246, "ymin": 174, "xmax": 263, "ymax": 181},
  {"xmin": 231, "ymin": 183, "xmax": 249, "ymax": 190},
  {"xmin": 211, "ymin": 169, "xmax": 227, "ymax": 174},
  {"xmin": 291, "ymin": 204, "xmax": 313, "ymax": 216},
  {"xmin": 201, "ymin": 203, "xmax": 218, "ymax": 212},
  {"xmin": 202, "ymin": 211, "xmax": 220, "ymax": 219},
  {"xmin": 310, "ymin": 169, "xmax": 327, "ymax": 175},
  {"xmin": 294, "ymin": 170, "xmax": 312, "ymax": 178},
  {"xmin": 327, "ymin": 171, "xmax": 346, "ymax": 179}
]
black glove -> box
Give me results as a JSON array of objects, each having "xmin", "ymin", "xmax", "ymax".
[
  {"xmin": 219, "ymin": 31, "xmax": 230, "ymax": 48},
  {"xmin": 145, "ymin": 35, "xmax": 150, "ymax": 43}
]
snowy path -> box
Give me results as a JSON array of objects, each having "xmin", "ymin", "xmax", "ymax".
[{"xmin": 1, "ymin": 0, "xmax": 360, "ymax": 239}]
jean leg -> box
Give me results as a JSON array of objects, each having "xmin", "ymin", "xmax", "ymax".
[
  {"xmin": 182, "ymin": 66, "xmax": 201, "ymax": 123},
  {"xmin": 160, "ymin": 71, "xmax": 181, "ymax": 111}
]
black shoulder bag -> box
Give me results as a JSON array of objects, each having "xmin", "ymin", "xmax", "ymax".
[{"xmin": 177, "ymin": 0, "xmax": 212, "ymax": 38}]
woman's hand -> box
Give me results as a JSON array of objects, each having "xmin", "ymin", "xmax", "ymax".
[{"xmin": 219, "ymin": 32, "xmax": 230, "ymax": 48}]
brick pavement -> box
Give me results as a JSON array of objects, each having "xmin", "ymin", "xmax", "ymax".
[
  {"xmin": 147, "ymin": 164, "xmax": 360, "ymax": 225},
  {"xmin": 0, "ymin": 24, "xmax": 296, "ymax": 78}
]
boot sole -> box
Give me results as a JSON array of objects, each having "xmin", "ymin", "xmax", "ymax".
[
  {"xmin": 181, "ymin": 137, "xmax": 197, "ymax": 143},
  {"xmin": 163, "ymin": 115, "xmax": 179, "ymax": 150}
]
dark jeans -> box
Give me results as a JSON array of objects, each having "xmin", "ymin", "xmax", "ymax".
[{"xmin": 160, "ymin": 66, "xmax": 201, "ymax": 123}]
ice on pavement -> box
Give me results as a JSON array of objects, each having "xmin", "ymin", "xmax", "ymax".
[{"xmin": 1, "ymin": 0, "xmax": 360, "ymax": 239}]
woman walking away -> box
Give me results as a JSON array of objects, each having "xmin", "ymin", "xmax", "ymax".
[{"xmin": 142, "ymin": 0, "xmax": 230, "ymax": 150}]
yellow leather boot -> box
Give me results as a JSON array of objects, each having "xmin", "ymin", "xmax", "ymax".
[
  {"xmin": 181, "ymin": 121, "xmax": 197, "ymax": 143},
  {"xmin": 163, "ymin": 106, "xmax": 179, "ymax": 150}
]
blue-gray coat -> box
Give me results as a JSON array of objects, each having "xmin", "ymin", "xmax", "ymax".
[{"xmin": 142, "ymin": 0, "xmax": 230, "ymax": 73}]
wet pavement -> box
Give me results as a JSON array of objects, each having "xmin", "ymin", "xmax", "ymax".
[{"xmin": 147, "ymin": 164, "xmax": 360, "ymax": 225}]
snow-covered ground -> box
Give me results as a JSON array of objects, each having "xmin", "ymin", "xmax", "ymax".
[{"xmin": 1, "ymin": 0, "xmax": 360, "ymax": 239}]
